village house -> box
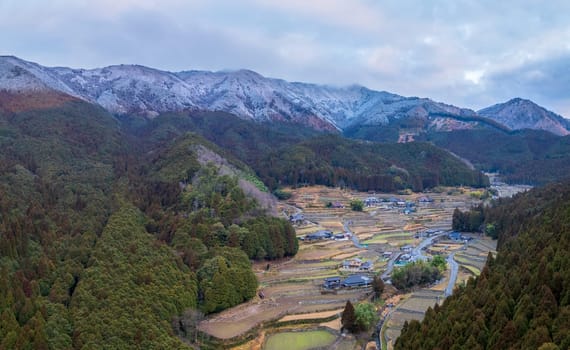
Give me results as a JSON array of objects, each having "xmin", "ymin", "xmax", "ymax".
[
  {"xmin": 341, "ymin": 258, "xmax": 374, "ymax": 271},
  {"xmin": 359, "ymin": 261, "xmax": 373, "ymax": 271},
  {"xmin": 364, "ymin": 197, "xmax": 379, "ymax": 207},
  {"xmin": 397, "ymin": 253, "xmax": 413, "ymax": 263},
  {"xmin": 342, "ymin": 275, "xmax": 372, "ymax": 287},
  {"xmin": 347, "ymin": 258, "xmax": 362, "ymax": 268},
  {"xmin": 334, "ymin": 233, "xmax": 348, "ymax": 241},
  {"xmin": 289, "ymin": 213, "xmax": 304, "ymax": 224},
  {"xmin": 418, "ymin": 196, "xmax": 434, "ymax": 203},
  {"xmin": 448, "ymin": 231, "xmax": 462, "ymax": 241},
  {"xmin": 302, "ymin": 230, "xmax": 333, "ymax": 241},
  {"xmin": 425, "ymin": 229, "xmax": 437, "ymax": 237},
  {"xmin": 323, "ymin": 276, "xmax": 341, "ymax": 289},
  {"xmin": 403, "ymin": 208, "xmax": 416, "ymax": 215},
  {"xmin": 400, "ymin": 244, "xmax": 413, "ymax": 252}
]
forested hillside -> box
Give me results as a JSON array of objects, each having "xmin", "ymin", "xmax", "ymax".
[
  {"xmin": 395, "ymin": 180, "xmax": 570, "ymax": 349},
  {"xmin": 126, "ymin": 111, "xmax": 489, "ymax": 192},
  {"xmin": 0, "ymin": 99, "xmax": 296, "ymax": 348},
  {"xmin": 256, "ymin": 134, "xmax": 488, "ymax": 191},
  {"xmin": 425, "ymin": 129, "xmax": 570, "ymax": 185},
  {"xmin": 345, "ymin": 124, "xmax": 570, "ymax": 186}
]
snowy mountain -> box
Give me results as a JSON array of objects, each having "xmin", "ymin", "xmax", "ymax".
[
  {"xmin": 0, "ymin": 56, "xmax": 483, "ymax": 131},
  {"xmin": 479, "ymin": 98, "xmax": 570, "ymax": 136},
  {"xmin": 51, "ymin": 64, "xmax": 197, "ymax": 117},
  {"xmin": 0, "ymin": 56, "xmax": 79, "ymax": 96},
  {"xmin": 174, "ymin": 70, "xmax": 484, "ymax": 131},
  {"xmin": 1, "ymin": 56, "xmax": 567, "ymax": 135}
]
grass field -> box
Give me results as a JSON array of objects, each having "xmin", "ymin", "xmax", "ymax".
[{"xmin": 264, "ymin": 330, "xmax": 337, "ymax": 350}]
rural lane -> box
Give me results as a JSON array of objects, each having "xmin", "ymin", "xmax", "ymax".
[
  {"xmin": 445, "ymin": 252, "xmax": 459, "ymax": 297},
  {"xmin": 344, "ymin": 220, "xmax": 366, "ymax": 249}
]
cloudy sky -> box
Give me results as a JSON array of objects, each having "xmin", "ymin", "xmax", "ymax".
[{"xmin": 2, "ymin": 0, "xmax": 569, "ymax": 116}]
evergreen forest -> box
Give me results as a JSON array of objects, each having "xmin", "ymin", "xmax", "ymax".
[{"xmin": 395, "ymin": 180, "xmax": 570, "ymax": 349}]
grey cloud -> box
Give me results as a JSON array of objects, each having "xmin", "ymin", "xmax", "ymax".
[
  {"xmin": 0, "ymin": 0, "xmax": 568, "ymax": 116},
  {"xmin": 481, "ymin": 55, "xmax": 570, "ymax": 115}
]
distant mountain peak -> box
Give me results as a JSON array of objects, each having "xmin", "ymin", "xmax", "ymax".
[
  {"xmin": 479, "ymin": 98, "xmax": 569, "ymax": 136},
  {"xmin": 508, "ymin": 97, "xmax": 529, "ymax": 103}
]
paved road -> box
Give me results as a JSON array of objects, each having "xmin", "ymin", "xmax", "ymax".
[
  {"xmin": 381, "ymin": 231, "xmax": 447, "ymax": 281},
  {"xmin": 445, "ymin": 252, "xmax": 459, "ymax": 297},
  {"xmin": 412, "ymin": 233, "xmax": 445, "ymax": 260},
  {"xmin": 344, "ymin": 220, "xmax": 367, "ymax": 249},
  {"xmin": 381, "ymin": 254, "xmax": 398, "ymax": 280},
  {"xmin": 411, "ymin": 230, "xmax": 449, "ymax": 260}
]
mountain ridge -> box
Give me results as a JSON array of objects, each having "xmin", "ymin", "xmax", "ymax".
[
  {"xmin": 1, "ymin": 55, "xmax": 568, "ymax": 135},
  {"xmin": 479, "ymin": 97, "xmax": 570, "ymax": 136}
]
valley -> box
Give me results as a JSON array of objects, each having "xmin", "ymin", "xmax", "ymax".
[
  {"xmin": 0, "ymin": 53, "xmax": 568, "ymax": 350},
  {"xmin": 197, "ymin": 185, "xmax": 498, "ymax": 349}
]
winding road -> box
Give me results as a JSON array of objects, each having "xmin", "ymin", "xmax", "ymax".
[
  {"xmin": 445, "ymin": 252, "xmax": 459, "ymax": 297},
  {"xmin": 412, "ymin": 232, "xmax": 445, "ymax": 260},
  {"xmin": 343, "ymin": 220, "xmax": 367, "ymax": 249},
  {"xmin": 381, "ymin": 254, "xmax": 398, "ymax": 280},
  {"xmin": 381, "ymin": 231, "xmax": 447, "ymax": 281}
]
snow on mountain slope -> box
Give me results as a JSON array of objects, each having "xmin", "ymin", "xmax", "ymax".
[
  {"xmin": 51, "ymin": 64, "xmax": 197, "ymax": 117},
  {"xmin": 1, "ymin": 56, "xmax": 566, "ymax": 135},
  {"xmin": 177, "ymin": 69, "xmax": 480, "ymax": 130},
  {"xmin": 0, "ymin": 56, "xmax": 482, "ymax": 130},
  {"xmin": 0, "ymin": 56, "xmax": 79, "ymax": 96},
  {"xmin": 479, "ymin": 98, "xmax": 570, "ymax": 136}
]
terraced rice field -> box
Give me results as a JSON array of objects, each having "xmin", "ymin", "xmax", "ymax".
[
  {"xmin": 197, "ymin": 185, "xmax": 493, "ymax": 347},
  {"xmin": 384, "ymin": 290, "xmax": 443, "ymax": 349},
  {"xmin": 455, "ymin": 238, "xmax": 497, "ymax": 276},
  {"xmin": 363, "ymin": 232, "xmax": 413, "ymax": 244},
  {"xmin": 278, "ymin": 309, "xmax": 342, "ymax": 323}
]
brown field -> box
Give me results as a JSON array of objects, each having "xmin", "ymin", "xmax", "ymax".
[
  {"xmin": 279, "ymin": 309, "xmax": 342, "ymax": 322},
  {"xmin": 456, "ymin": 269, "xmax": 473, "ymax": 285},
  {"xmin": 385, "ymin": 290, "xmax": 443, "ymax": 349},
  {"xmin": 320, "ymin": 317, "xmax": 342, "ymax": 331}
]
